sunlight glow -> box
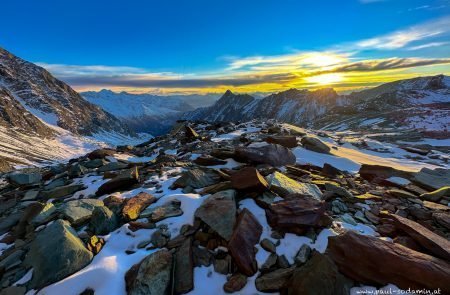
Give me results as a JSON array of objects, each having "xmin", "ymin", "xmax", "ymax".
[{"xmin": 306, "ymin": 73, "xmax": 344, "ymax": 85}]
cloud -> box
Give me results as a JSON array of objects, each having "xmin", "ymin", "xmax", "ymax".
[
  {"xmin": 407, "ymin": 42, "xmax": 449, "ymax": 50},
  {"xmin": 354, "ymin": 16, "xmax": 450, "ymax": 50}
]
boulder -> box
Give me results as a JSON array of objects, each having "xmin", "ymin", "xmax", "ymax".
[
  {"xmin": 265, "ymin": 136, "xmax": 298, "ymax": 148},
  {"xmin": 228, "ymin": 209, "xmax": 262, "ymax": 276},
  {"xmin": 287, "ymin": 252, "xmax": 352, "ymax": 295},
  {"xmin": 266, "ymin": 171, "xmax": 322, "ymax": 199},
  {"xmin": 300, "ymin": 136, "xmax": 330, "ymax": 154},
  {"xmin": 83, "ymin": 158, "xmax": 107, "ymax": 169},
  {"xmin": 420, "ymin": 186, "xmax": 450, "ymax": 202},
  {"xmin": 266, "ymin": 196, "xmax": 329, "ymax": 234},
  {"xmin": 31, "ymin": 202, "xmax": 57, "ymax": 226},
  {"xmin": 223, "ymin": 273, "xmax": 247, "ymax": 293},
  {"xmin": 327, "ymin": 230, "xmax": 450, "ymax": 293},
  {"xmin": 60, "ymin": 199, "xmax": 104, "ymax": 226},
  {"xmin": 171, "ymin": 168, "xmax": 221, "ymax": 189},
  {"xmin": 24, "ymin": 219, "xmax": 93, "ymax": 289},
  {"xmin": 234, "ymin": 144, "xmax": 296, "ymax": 167},
  {"xmin": 433, "ymin": 212, "xmax": 450, "ymax": 230},
  {"xmin": 194, "ymin": 190, "xmax": 236, "ymax": 241},
  {"xmin": 8, "ymin": 171, "xmax": 42, "ymax": 186},
  {"xmin": 97, "ymin": 162, "xmax": 129, "ymax": 173},
  {"xmin": 122, "ymin": 192, "xmax": 156, "ymax": 221},
  {"xmin": 358, "ymin": 164, "xmax": 411, "ymax": 181},
  {"xmin": 174, "ymin": 238, "xmax": 194, "ymax": 294},
  {"xmin": 185, "ymin": 125, "xmax": 200, "ymax": 140},
  {"xmin": 41, "ymin": 184, "xmax": 85, "ymax": 200},
  {"xmin": 412, "ymin": 168, "xmax": 450, "ymax": 190},
  {"xmin": 256, "ymin": 267, "xmax": 296, "ymax": 292},
  {"xmin": 230, "ymin": 167, "xmax": 269, "ymax": 192},
  {"xmin": 141, "ymin": 200, "xmax": 183, "ymax": 222},
  {"xmin": 324, "ymin": 182, "xmax": 353, "ymax": 199},
  {"xmin": 389, "ymin": 214, "xmax": 450, "ymax": 261},
  {"xmin": 68, "ymin": 163, "xmax": 87, "ymax": 178},
  {"xmin": 193, "ymin": 156, "xmax": 227, "ymax": 166},
  {"xmin": 89, "ymin": 206, "xmax": 118, "ymax": 235},
  {"xmin": 95, "ymin": 167, "xmax": 139, "ymax": 196},
  {"xmin": 125, "ymin": 249, "xmax": 173, "ymax": 295},
  {"xmin": 87, "ymin": 148, "xmax": 116, "ymax": 160}
]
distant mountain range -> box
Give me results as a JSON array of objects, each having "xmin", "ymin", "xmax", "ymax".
[
  {"xmin": 185, "ymin": 74, "xmax": 450, "ymax": 137},
  {"xmin": 81, "ymin": 90, "xmax": 219, "ymax": 135}
]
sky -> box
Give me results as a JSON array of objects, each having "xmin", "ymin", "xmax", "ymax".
[{"xmin": 1, "ymin": 0, "xmax": 450, "ymax": 94}]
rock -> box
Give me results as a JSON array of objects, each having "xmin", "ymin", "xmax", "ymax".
[
  {"xmin": 412, "ymin": 168, "xmax": 450, "ymax": 190},
  {"xmin": 97, "ymin": 161, "xmax": 129, "ymax": 173},
  {"xmin": 260, "ymin": 253, "xmax": 278, "ymax": 273},
  {"xmin": 266, "ymin": 196, "xmax": 329, "ymax": 234},
  {"xmin": 300, "ymin": 136, "xmax": 330, "ymax": 154},
  {"xmin": 393, "ymin": 236, "xmax": 422, "ymax": 252},
  {"xmin": 230, "ymin": 167, "xmax": 268, "ymax": 192},
  {"xmin": 266, "ymin": 171, "xmax": 322, "ymax": 200},
  {"xmin": 87, "ymin": 148, "xmax": 116, "ymax": 160},
  {"xmin": 151, "ymin": 228, "xmax": 171, "ymax": 248},
  {"xmin": 328, "ymin": 231, "xmax": 450, "ymax": 293},
  {"xmin": 141, "ymin": 200, "xmax": 183, "ymax": 222},
  {"xmin": 287, "ymin": 252, "xmax": 352, "ymax": 295},
  {"xmin": 294, "ymin": 244, "xmax": 311, "ymax": 265},
  {"xmin": 68, "ymin": 163, "xmax": 87, "ymax": 178},
  {"xmin": 433, "ymin": 212, "xmax": 450, "ymax": 230},
  {"xmin": 389, "ymin": 214, "xmax": 450, "ymax": 260},
  {"xmin": 228, "ymin": 209, "xmax": 262, "ymax": 276},
  {"xmin": 83, "ymin": 158, "xmax": 107, "ymax": 169},
  {"xmin": 193, "ymin": 156, "xmax": 227, "ymax": 166},
  {"xmin": 324, "ymin": 182, "xmax": 353, "ymax": 199},
  {"xmin": 423, "ymin": 200, "xmax": 449, "ymax": 211},
  {"xmin": 89, "ymin": 206, "xmax": 118, "ymax": 235},
  {"xmin": 359, "ymin": 164, "xmax": 410, "ymax": 181},
  {"xmin": 322, "ymin": 163, "xmax": 342, "ymax": 178},
  {"xmin": 0, "ymin": 286, "xmax": 26, "ymax": 295},
  {"xmin": 260, "ymin": 238, "xmax": 276, "ymax": 253},
  {"xmin": 41, "ymin": 184, "xmax": 85, "ymax": 200},
  {"xmin": 199, "ymin": 181, "xmax": 232, "ymax": 195},
  {"xmin": 420, "ymin": 186, "xmax": 450, "ymax": 202},
  {"xmin": 185, "ymin": 125, "xmax": 200, "ymax": 140},
  {"xmin": 95, "ymin": 167, "xmax": 139, "ymax": 196},
  {"xmin": 8, "ymin": 171, "xmax": 42, "ymax": 186},
  {"xmin": 60, "ymin": 199, "xmax": 104, "ymax": 226},
  {"xmin": 256, "ymin": 267, "xmax": 296, "ymax": 292},
  {"xmin": 387, "ymin": 189, "xmax": 417, "ymax": 199},
  {"xmin": 194, "ymin": 190, "xmax": 236, "ymax": 241},
  {"xmin": 122, "ymin": 192, "xmax": 156, "ymax": 221},
  {"xmin": 193, "ymin": 246, "xmax": 212, "ymax": 267},
  {"xmin": 265, "ymin": 136, "xmax": 298, "ymax": 148},
  {"xmin": 174, "ymin": 237, "xmax": 194, "ymax": 294},
  {"xmin": 125, "ymin": 249, "xmax": 172, "ymax": 295},
  {"xmin": 24, "ymin": 220, "xmax": 93, "ymax": 289},
  {"xmin": 223, "ymin": 273, "xmax": 247, "ymax": 293},
  {"xmin": 103, "ymin": 195, "xmax": 126, "ymax": 215},
  {"xmin": 234, "ymin": 144, "xmax": 296, "ymax": 167},
  {"xmin": 43, "ymin": 178, "xmax": 67, "ymax": 190},
  {"xmin": 31, "ymin": 202, "xmax": 57, "ymax": 226},
  {"xmin": 171, "ymin": 168, "xmax": 221, "ymax": 189}
]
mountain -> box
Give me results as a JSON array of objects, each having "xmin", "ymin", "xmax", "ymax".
[
  {"xmin": 0, "ymin": 47, "xmax": 143, "ymax": 170},
  {"xmin": 185, "ymin": 75, "xmax": 450, "ymax": 137},
  {"xmin": 0, "ymin": 47, "xmax": 133, "ymax": 137},
  {"xmin": 82, "ymin": 90, "xmax": 219, "ymax": 135}
]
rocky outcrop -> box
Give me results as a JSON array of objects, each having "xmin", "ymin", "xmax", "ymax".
[
  {"xmin": 230, "ymin": 167, "xmax": 269, "ymax": 192},
  {"xmin": 234, "ymin": 144, "xmax": 296, "ymax": 167}
]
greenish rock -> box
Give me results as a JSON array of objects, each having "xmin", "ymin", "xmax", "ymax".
[
  {"xmin": 8, "ymin": 172, "xmax": 42, "ymax": 186},
  {"xmin": 83, "ymin": 158, "xmax": 107, "ymax": 169},
  {"xmin": 266, "ymin": 172, "xmax": 322, "ymax": 200},
  {"xmin": 420, "ymin": 186, "xmax": 450, "ymax": 202},
  {"xmin": 97, "ymin": 161, "xmax": 129, "ymax": 173},
  {"xmin": 125, "ymin": 249, "xmax": 173, "ymax": 295},
  {"xmin": 60, "ymin": 199, "xmax": 104, "ymax": 225},
  {"xmin": 40, "ymin": 184, "xmax": 85, "ymax": 200},
  {"xmin": 32, "ymin": 203, "xmax": 57, "ymax": 226},
  {"xmin": 22, "ymin": 190, "xmax": 40, "ymax": 201},
  {"xmin": 340, "ymin": 213, "xmax": 357, "ymax": 226},
  {"xmin": 413, "ymin": 168, "xmax": 450, "ymax": 190},
  {"xmin": 44, "ymin": 178, "xmax": 67, "ymax": 190},
  {"xmin": 142, "ymin": 200, "xmax": 183, "ymax": 222},
  {"xmin": 387, "ymin": 189, "xmax": 417, "ymax": 199},
  {"xmin": 89, "ymin": 206, "xmax": 118, "ymax": 235},
  {"xmin": 171, "ymin": 168, "xmax": 221, "ymax": 189},
  {"xmin": 24, "ymin": 219, "xmax": 93, "ymax": 289},
  {"xmin": 324, "ymin": 183, "xmax": 353, "ymax": 199},
  {"xmin": 331, "ymin": 200, "xmax": 348, "ymax": 214},
  {"xmin": 68, "ymin": 164, "xmax": 87, "ymax": 178},
  {"xmin": 255, "ymin": 267, "xmax": 296, "ymax": 292},
  {"xmin": 194, "ymin": 190, "xmax": 236, "ymax": 241}
]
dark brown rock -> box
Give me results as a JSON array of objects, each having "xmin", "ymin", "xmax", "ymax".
[
  {"xmin": 174, "ymin": 237, "xmax": 194, "ymax": 294},
  {"xmin": 87, "ymin": 148, "xmax": 116, "ymax": 160},
  {"xmin": 234, "ymin": 144, "xmax": 296, "ymax": 167},
  {"xmin": 266, "ymin": 136, "xmax": 298, "ymax": 148},
  {"xmin": 230, "ymin": 167, "xmax": 269, "ymax": 192},
  {"xmin": 96, "ymin": 167, "xmax": 139, "ymax": 196},
  {"xmin": 433, "ymin": 212, "xmax": 450, "ymax": 230},
  {"xmin": 193, "ymin": 156, "xmax": 227, "ymax": 166},
  {"xmin": 256, "ymin": 267, "xmax": 295, "ymax": 292},
  {"xmin": 223, "ymin": 273, "xmax": 247, "ymax": 293},
  {"xmin": 327, "ymin": 230, "xmax": 450, "ymax": 293},
  {"xmin": 122, "ymin": 192, "xmax": 156, "ymax": 221},
  {"xmin": 228, "ymin": 209, "xmax": 262, "ymax": 276},
  {"xmin": 358, "ymin": 164, "xmax": 411, "ymax": 181}
]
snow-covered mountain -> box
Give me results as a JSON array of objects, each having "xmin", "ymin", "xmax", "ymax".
[
  {"xmin": 0, "ymin": 47, "xmax": 145, "ymax": 170},
  {"xmin": 82, "ymin": 90, "xmax": 219, "ymax": 135},
  {"xmin": 185, "ymin": 75, "xmax": 450, "ymax": 137}
]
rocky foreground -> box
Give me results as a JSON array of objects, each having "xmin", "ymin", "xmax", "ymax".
[{"xmin": 0, "ymin": 120, "xmax": 449, "ymax": 295}]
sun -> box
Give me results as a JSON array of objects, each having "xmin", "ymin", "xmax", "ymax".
[{"xmin": 306, "ymin": 73, "xmax": 344, "ymax": 85}]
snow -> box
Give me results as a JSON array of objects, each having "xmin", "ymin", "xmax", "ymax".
[
  {"xmin": 211, "ymin": 127, "xmax": 261, "ymax": 142},
  {"xmin": 398, "ymin": 138, "xmax": 450, "ymax": 147},
  {"xmin": 293, "ymin": 147, "xmax": 361, "ymax": 173}
]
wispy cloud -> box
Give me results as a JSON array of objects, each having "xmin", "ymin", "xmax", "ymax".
[{"xmin": 406, "ymin": 42, "xmax": 449, "ymax": 50}]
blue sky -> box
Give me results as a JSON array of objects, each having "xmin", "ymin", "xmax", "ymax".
[{"xmin": 1, "ymin": 0, "xmax": 450, "ymax": 93}]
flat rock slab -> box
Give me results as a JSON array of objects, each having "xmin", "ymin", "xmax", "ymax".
[
  {"xmin": 60, "ymin": 199, "xmax": 104, "ymax": 226},
  {"xmin": 24, "ymin": 219, "xmax": 93, "ymax": 289},
  {"xmin": 389, "ymin": 213, "xmax": 450, "ymax": 261},
  {"xmin": 266, "ymin": 171, "xmax": 322, "ymax": 199},
  {"xmin": 265, "ymin": 136, "xmax": 298, "ymax": 148},
  {"xmin": 194, "ymin": 190, "xmax": 236, "ymax": 241},
  {"xmin": 41, "ymin": 184, "xmax": 85, "ymax": 200},
  {"xmin": 300, "ymin": 136, "xmax": 330, "ymax": 154},
  {"xmin": 174, "ymin": 237, "xmax": 194, "ymax": 294},
  {"xmin": 228, "ymin": 208, "xmax": 262, "ymax": 276},
  {"xmin": 231, "ymin": 167, "xmax": 269, "ymax": 192},
  {"xmin": 420, "ymin": 186, "xmax": 450, "ymax": 202},
  {"xmin": 96, "ymin": 167, "xmax": 139, "ymax": 196},
  {"xmin": 266, "ymin": 196, "xmax": 328, "ymax": 234},
  {"xmin": 327, "ymin": 230, "xmax": 450, "ymax": 293},
  {"xmin": 172, "ymin": 168, "xmax": 221, "ymax": 189},
  {"xmin": 234, "ymin": 144, "xmax": 296, "ymax": 167},
  {"xmin": 412, "ymin": 168, "xmax": 450, "ymax": 190},
  {"xmin": 122, "ymin": 192, "xmax": 156, "ymax": 221}
]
